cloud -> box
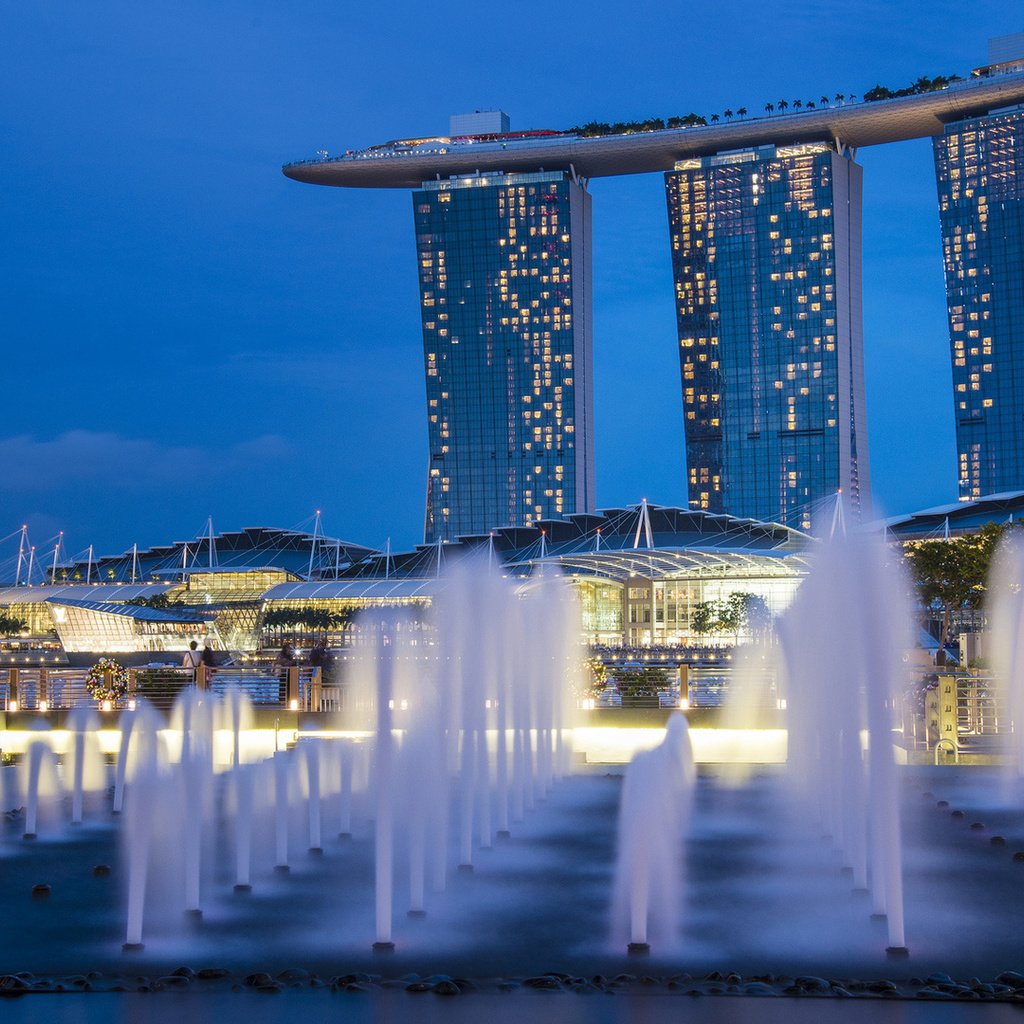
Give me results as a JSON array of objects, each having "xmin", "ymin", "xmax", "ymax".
[{"xmin": 0, "ymin": 430, "xmax": 293, "ymax": 491}]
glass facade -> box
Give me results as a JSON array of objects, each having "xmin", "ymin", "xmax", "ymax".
[
  {"xmin": 413, "ymin": 171, "xmax": 595, "ymax": 543},
  {"xmin": 934, "ymin": 108, "xmax": 1024, "ymax": 500},
  {"xmin": 665, "ymin": 144, "xmax": 870, "ymax": 530}
]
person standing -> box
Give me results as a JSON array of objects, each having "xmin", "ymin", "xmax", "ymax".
[{"xmin": 182, "ymin": 639, "xmax": 201, "ymax": 683}]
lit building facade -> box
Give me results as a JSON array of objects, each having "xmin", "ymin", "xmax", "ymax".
[
  {"xmin": 413, "ymin": 171, "xmax": 595, "ymax": 542},
  {"xmin": 665, "ymin": 143, "xmax": 870, "ymax": 530},
  {"xmin": 934, "ymin": 106, "xmax": 1024, "ymax": 499}
]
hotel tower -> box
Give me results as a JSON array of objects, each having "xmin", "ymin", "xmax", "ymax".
[
  {"xmin": 933, "ymin": 35, "xmax": 1024, "ymax": 500},
  {"xmin": 665, "ymin": 144, "xmax": 870, "ymax": 530},
  {"xmin": 413, "ymin": 120, "xmax": 594, "ymax": 542}
]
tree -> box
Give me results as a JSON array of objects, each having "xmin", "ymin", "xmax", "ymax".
[
  {"xmin": 690, "ymin": 601, "xmax": 719, "ymax": 636},
  {"xmin": 792, "ymin": 99, "xmax": 802, "ymax": 109},
  {"xmin": 710, "ymin": 113, "xmax": 719, "ymax": 123},
  {"xmin": 820, "ymin": 95, "xmax": 830, "ymax": 106},
  {"xmin": 723, "ymin": 108, "xmax": 733, "ymax": 120},
  {"xmin": 806, "ymin": 100, "xmax": 816, "ymax": 109},
  {"xmin": 736, "ymin": 107, "xmax": 747, "ymax": 118},
  {"xmin": 612, "ymin": 665, "xmax": 672, "ymax": 699},
  {"xmin": 904, "ymin": 523, "xmax": 1008, "ymax": 647},
  {"xmin": 777, "ymin": 99, "xmax": 789, "ymax": 112}
]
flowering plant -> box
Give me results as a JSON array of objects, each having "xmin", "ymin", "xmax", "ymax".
[{"xmin": 85, "ymin": 657, "xmax": 129, "ymax": 704}]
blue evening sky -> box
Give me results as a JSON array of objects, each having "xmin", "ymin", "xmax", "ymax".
[{"xmin": 1, "ymin": 1, "xmax": 1019, "ymax": 570}]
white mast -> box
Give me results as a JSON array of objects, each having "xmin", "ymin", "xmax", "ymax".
[
  {"xmin": 51, "ymin": 532, "xmax": 63, "ymax": 585},
  {"xmin": 384, "ymin": 537, "xmax": 392, "ymax": 580},
  {"xmin": 308, "ymin": 510, "xmax": 321, "ymax": 579},
  {"xmin": 14, "ymin": 525, "xmax": 27, "ymax": 586},
  {"xmin": 828, "ymin": 490, "xmax": 846, "ymax": 540},
  {"xmin": 632, "ymin": 498, "xmax": 654, "ymax": 549},
  {"xmin": 207, "ymin": 515, "xmax": 215, "ymax": 570},
  {"xmin": 86, "ymin": 544, "xmax": 94, "ymax": 585},
  {"xmin": 131, "ymin": 543, "xmax": 138, "ymax": 584},
  {"xmin": 27, "ymin": 546, "xmax": 35, "ymax": 586}
]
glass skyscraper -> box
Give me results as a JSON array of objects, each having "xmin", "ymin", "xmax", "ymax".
[
  {"xmin": 665, "ymin": 143, "xmax": 870, "ymax": 531},
  {"xmin": 413, "ymin": 171, "xmax": 595, "ymax": 542},
  {"xmin": 934, "ymin": 107, "xmax": 1024, "ymax": 500}
]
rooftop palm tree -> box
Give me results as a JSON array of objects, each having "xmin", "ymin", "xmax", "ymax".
[
  {"xmin": 723, "ymin": 108, "xmax": 733, "ymax": 119},
  {"xmin": 820, "ymin": 95, "xmax": 830, "ymax": 106},
  {"xmin": 737, "ymin": 106, "xmax": 747, "ymax": 118},
  {"xmin": 777, "ymin": 99, "xmax": 789, "ymax": 112},
  {"xmin": 764, "ymin": 102, "xmax": 775, "ymax": 115},
  {"xmin": 793, "ymin": 99, "xmax": 803, "ymax": 109},
  {"xmin": 710, "ymin": 113, "xmax": 719, "ymax": 123}
]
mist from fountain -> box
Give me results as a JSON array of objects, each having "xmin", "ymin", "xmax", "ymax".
[
  {"xmin": 778, "ymin": 529, "xmax": 911, "ymax": 954},
  {"xmin": 107, "ymin": 556, "xmax": 582, "ymax": 954},
  {"xmin": 986, "ymin": 530, "xmax": 1024, "ymax": 784},
  {"xmin": 611, "ymin": 711, "xmax": 695, "ymax": 953}
]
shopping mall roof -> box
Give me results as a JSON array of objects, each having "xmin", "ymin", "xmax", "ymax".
[
  {"xmin": 52, "ymin": 527, "xmax": 377, "ymax": 584},
  {"xmin": 881, "ymin": 491, "xmax": 1024, "ymax": 541},
  {"xmin": 343, "ymin": 502, "xmax": 814, "ymax": 584},
  {"xmin": 46, "ymin": 597, "xmax": 211, "ymax": 623}
]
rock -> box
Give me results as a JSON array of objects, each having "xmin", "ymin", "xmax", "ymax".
[
  {"xmin": 992, "ymin": 836, "xmax": 1007, "ymax": 846},
  {"xmin": 92, "ymin": 865, "xmax": 112, "ymax": 878},
  {"xmin": 243, "ymin": 973, "xmax": 274, "ymax": 988},
  {"xmin": 951, "ymin": 810, "xmax": 966, "ymax": 819},
  {"xmin": 405, "ymin": 982, "xmax": 432, "ymax": 992},
  {"xmin": 30, "ymin": 884, "xmax": 51, "ymax": 900},
  {"xmin": 927, "ymin": 972, "xmax": 955, "ymax": 986},
  {"xmin": 743, "ymin": 982, "xmax": 777, "ymax": 996},
  {"xmin": 795, "ymin": 976, "xmax": 830, "ymax": 992},
  {"xmin": 1013, "ymin": 852, "xmax": 1024, "ymax": 863},
  {"xmin": 276, "ymin": 969, "xmax": 309, "ymax": 982},
  {"xmin": 917, "ymin": 987, "xmax": 957, "ymax": 999},
  {"xmin": 432, "ymin": 980, "xmax": 462, "ymax": 995},
  {"xmin": 866, "ymin": 980, "xmax": 898, "ymax": 993},
  {"xmin": 157, "ymin": 976, "xmax": 190, "ymax": 988},
  {"xmin": 170, "ymin": 967, "xmax": 195, "ymax": 979},
  {"xmin": 0, "ymin": 975, "xmax": 30, "ymax": 993},
  {"xmin": 937, "ymin": 800, "xmax": 949, "ymax": 808},
  {"xmin": 996, "ymin": 971, "xmax": 1024, "ymax": 989},
  {"xmin": 196, "ymin": 968, "xmax": 230, "ymax": 980},
  {"xmin": 523, "ymin": 976, "xmax": 562, "ymax": 989}
]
